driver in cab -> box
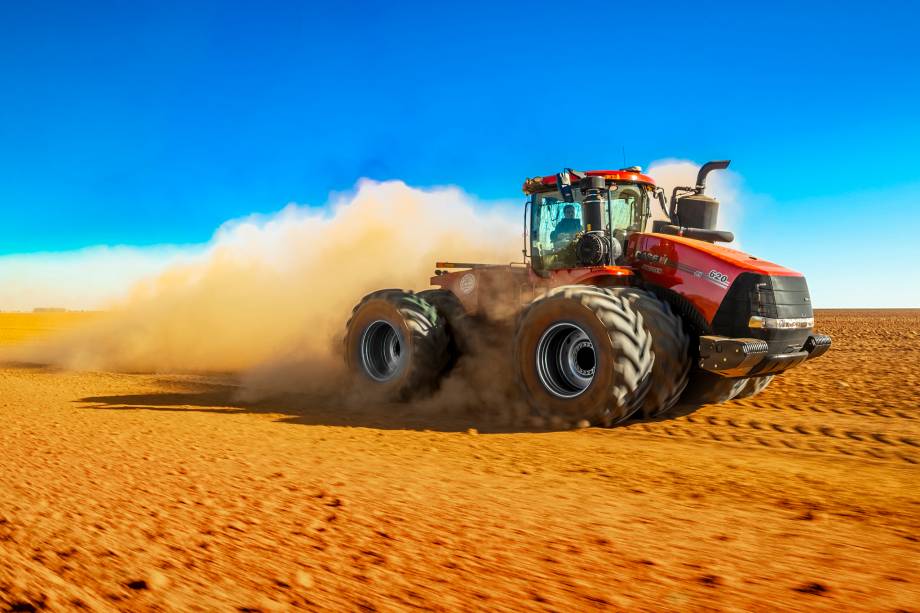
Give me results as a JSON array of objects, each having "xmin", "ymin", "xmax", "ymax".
[{"xmin": 550, "ymin": 204, "xmax": 582, "ymax": 241}]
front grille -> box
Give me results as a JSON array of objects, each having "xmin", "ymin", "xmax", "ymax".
[{"xmin": 712, "ymin": 273, "xmax": 813, "ymax": 352}]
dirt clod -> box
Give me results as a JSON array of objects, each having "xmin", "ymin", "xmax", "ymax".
[
  {"xmin": 293, "ymin": 570, "xmax": 314, "ymax": 589},
  {"xmin": 147, "ymin": 570, "xmax": 169, "ymax": 590},
  {"xmin": 698, "ymin": 574, "xmax": 722, "ymax": 587},
  {"xmin": 793, "ymin": 582, "xmax": 829, "ymax": 595}
]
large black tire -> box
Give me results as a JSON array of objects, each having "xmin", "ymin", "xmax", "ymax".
[
  {"xmin": 513, "ymin": 285, "xmax": 653, "ymax": 427},
  {"xmin": 681, "ymin": 371, "xmax": 748, "ymax": 406},
  {"xmin": 344, "ymin": 289, "xmax": 450, "ymax": 400},
  {"xmin": 620, "ymin": 288, "xmax": 691, "ymax": 419},
  {"xmin": 417, "ymin": 289, "xmax": 475, "ymax": 358},
  {"xmin": 733, "ymin": 375, "xmax": 775, "ymax": 400}
]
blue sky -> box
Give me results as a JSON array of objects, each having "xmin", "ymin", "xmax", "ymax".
[{"xmin": 1, "ymin": 0, "xmax": 918, "ymax": 306}]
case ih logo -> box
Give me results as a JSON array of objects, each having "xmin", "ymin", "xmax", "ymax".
[{"xmin": 636, "ymin": 250, "xmax": 674, "ymax": 268}]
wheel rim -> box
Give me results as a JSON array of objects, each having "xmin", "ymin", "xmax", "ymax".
[
  {"xmin": 535, "ymin": 322, "xmax": 596, "ymax": 398},
  {"xmin": 360, "ymin": 320, "xmax": 403, "ymax": 382}
]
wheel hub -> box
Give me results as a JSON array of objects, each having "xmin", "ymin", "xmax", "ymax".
[
  {"xmin": 360, "ymin": 320, "xmax": 403, "ymax": 381},
  {"xmin": 535, "ymin": 322, "xmax": 597, "ymax": 398}
]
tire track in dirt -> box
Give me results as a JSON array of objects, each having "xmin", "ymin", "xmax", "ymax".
[
  {"xmin": 0, "ymin": 547, "xmax": 116, "ymax": 612},
  {"xmin": 628, "ymin": 413, "xmax": 919, "ymax": 464},
  {"xmin": 730, "ymin": 399, "xmax": 916, "ymax": 420}
]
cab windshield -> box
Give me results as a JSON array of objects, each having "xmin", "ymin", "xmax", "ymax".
[
  {"xmin": 609, "ymin": 184, "xmax": 648, "ymax": 234},
  {"xmin": 530, "ymin": 182, "xmax": 651, "ymax": 271}
]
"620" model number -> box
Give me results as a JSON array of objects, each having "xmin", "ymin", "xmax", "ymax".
[{"xmin": 708, "ymin": 269, "xmax": 729, "ymax": 285}]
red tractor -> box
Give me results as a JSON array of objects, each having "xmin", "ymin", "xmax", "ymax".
[{"xmin": 344, "ymin": 161, "xmax": 831, "ymax": 425}]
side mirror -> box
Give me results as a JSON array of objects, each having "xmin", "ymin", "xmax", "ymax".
[{"xmin": 556, "ymin": 171, "xmax": 575, "ymax": 203}]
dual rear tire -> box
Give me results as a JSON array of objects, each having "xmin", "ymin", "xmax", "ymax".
[{"xmin": 343, "ymin": 290, "xmax": 450, "ymax": 399}]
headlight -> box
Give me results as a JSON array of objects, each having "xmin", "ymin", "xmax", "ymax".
[{"xmin": 749, "ymin": 316, "xmax": 814, "ymax": 330}]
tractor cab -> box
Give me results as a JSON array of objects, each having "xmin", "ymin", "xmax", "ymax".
[{"xmin": 523, "ymin": 169, "xmax": 656, "ymax": 273}]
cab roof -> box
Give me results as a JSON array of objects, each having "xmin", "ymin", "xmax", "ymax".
[{"xmin": 523, "ymin": 169, "xmax": 657, "ymax": 194}]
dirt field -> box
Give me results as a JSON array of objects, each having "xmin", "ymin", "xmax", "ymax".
[
  {"xmin": 0, "ymin": 310, "xmax": 917, "ymax": 612},
  {"xmin": 0, "ymin": 312, "xmax": 99, "ymax": 348}
]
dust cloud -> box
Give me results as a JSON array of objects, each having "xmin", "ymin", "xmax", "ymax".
[
  {"xmin": 13, "ymin": 180, "xmax": 522, "ymax": 402},
  {"xmin": 9, "ymin": 160, "xmax": 743, "ymax": 412}
]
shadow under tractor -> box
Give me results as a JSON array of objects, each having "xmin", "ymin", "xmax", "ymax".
[{"xmin": 344, "ymin": 161, "xmax": 832, "ymax": 426}]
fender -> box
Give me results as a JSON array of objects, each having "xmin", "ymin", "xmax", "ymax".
[
  {"xmin": 429, "ymin": 265, "xmax": 634, "ymax": 316},
  {"xmin": 536, "ymin": 265, "xmax": 633, "ymax": 288}
]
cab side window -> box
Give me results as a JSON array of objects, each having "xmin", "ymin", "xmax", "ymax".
[{"xmin": 532, "ymin": 197, "xmax": 582, "ymax": 270}]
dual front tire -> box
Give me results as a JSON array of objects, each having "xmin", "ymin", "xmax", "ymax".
[{"xmin": 513, "ymin": 286, "xmax": 654, "ymax": 426}]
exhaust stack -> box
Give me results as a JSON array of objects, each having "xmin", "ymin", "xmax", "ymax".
[
  {"xmin": 695, "ymin": 160, "xmax": 730, "ymax": 193},
  {"xmin": 657, "ymin": 160, "xmax": 734, "ymax": 242}
]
